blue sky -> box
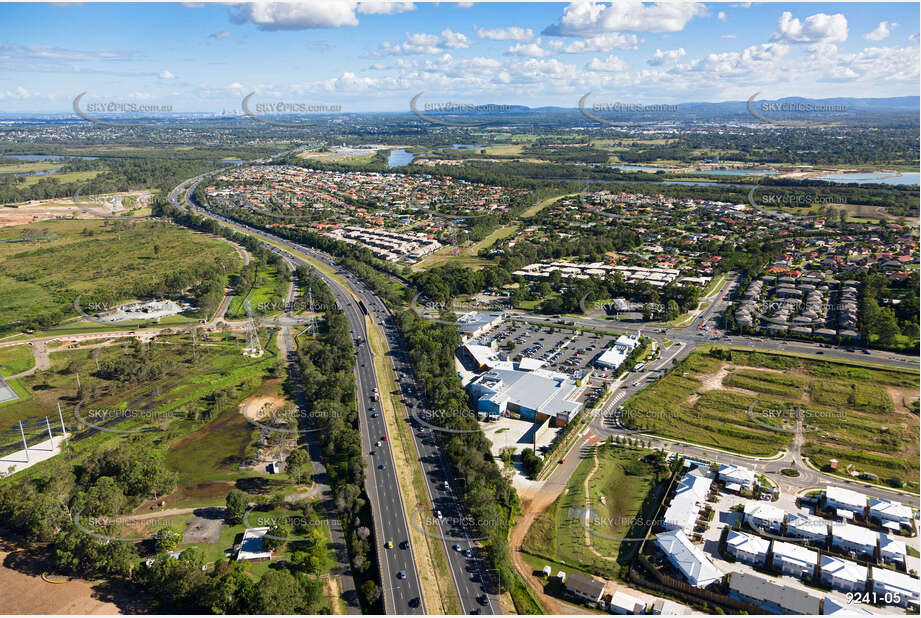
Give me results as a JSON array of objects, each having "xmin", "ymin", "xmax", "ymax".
[{"xmin": 0, "ymin": 1, "xmax": 918, "ymax": 113}]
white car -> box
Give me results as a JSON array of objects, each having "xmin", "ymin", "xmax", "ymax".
[
  {"xmin": 436, "ymin": 510, "xmax": 443, "ymax": 519},
  {"xmin": 375, "ymin": 441, "xmax": 382, "ymax": 447}
]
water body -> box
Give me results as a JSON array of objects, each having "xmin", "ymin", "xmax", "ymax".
[
  {"xmin": 611, "ymin": 165, "xmax": 668, "ymax": 172},
  {"xmin": 815, "ymin": 172, "xmax": 920, "ymax": 186},
  {"xmin": 684, "ymin": 169, "xmax": 778, "ymax": 176},
  {"xmin": 4, "ymin": 154, "xmax": 97, "ymax": 161},
  {"xmin": 557, "ymin": 177, "xmax": 756, "ymax": 189},
  {"xmin": 387, "ymin": 149, "xmax": 416, "ymax": 168}
]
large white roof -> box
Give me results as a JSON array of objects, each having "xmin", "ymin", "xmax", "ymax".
[
  {"xmin": 826, "ymin": 485, "xmax": 868, "ymax": 509},
  {"xmin": 655, "ymin": 529, "xmax": 723, "ymax": 587}
]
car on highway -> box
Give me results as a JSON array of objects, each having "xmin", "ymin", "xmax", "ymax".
[
  {"xmin": 381, "ymin": 435, "xmax": 387, "ymax": 441},
  {"xmin": 396, "ymin": 570, "xmax": 406, "ymax": 579},
  {"xmin": 478, "ymin": 595, "xmax": 489, "ymax": 606},
  {"xmin": 375, "ymin": 441, "xmax": 382, "ymax": 447},
  {"xmin": 409, "ymin": 598, "xmax": 420, "ymax": 608},
  {"xmin": 379, "ymin": 464, "xmax": 387, "ymax": 470},
  {"xmin": 436, "ymin": 510, "xmax": 443, "ymax": 519},
  {"xmin": 464, "ymin": 548, "xmax": 473, "ymax": 558},
  {"xmin": 371, "ymin": 412, "xmax": 379, "ymax": 418},
  {"xmin": 369, "ymin": 450, "xmax": 375, "ymax": 455},
  {"xmin": 385, "ymin": 540, "xmax": 393, "ymax": 549},
  {"xmin": 454, "ymin": 544, "xmax": 462, "ymax": 551}
]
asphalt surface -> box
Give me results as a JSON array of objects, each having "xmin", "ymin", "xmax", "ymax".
[{"xmin": 171, "ymin": 176, "xmax": 426, "ymax": 614}]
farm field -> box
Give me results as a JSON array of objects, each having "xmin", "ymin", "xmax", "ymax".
[
  {"xmin": 522, "ymin": 445, "xmax": 667, "ymax": 582},
  {"xmin": 0, "ymin": 218, "xmax": 241, "ymax": 335},
  {"xmin": 622, "ymin": 348, "xmax": 919, "ymax": 490}
]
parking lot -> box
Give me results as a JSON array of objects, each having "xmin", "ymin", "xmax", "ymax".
[{"xmin": 476, "ymin": 320, "xmax": 634, "ymax": 406}]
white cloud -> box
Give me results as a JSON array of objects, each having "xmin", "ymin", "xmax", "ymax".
[
  {"xmin": 864, "ymin": 21, "xmax": 893, "ymax": 42},
  {"xmin": 586, "ymin": 55, "xmax": 628, "ymax": 72},
  {"xmin": 476, "ymin": 26, "xmax": 534, "ymax": 42},
  {"xmin": 772, "ymin": 11, "xmax": 847, "ymax": 44},
  {"xmin": 721, "ymin": 34, "xmax": 737, "ymax": 39},
  {"xmin": 506, "ymin": 40, "xmax": 550, "ymax": 58},
  {"xmin": 544, "ymin": 1, "xmax": 706, "ymax": 36},
  {"xmin": 647, "ymin": 47, "xmax": 686, "ymax": 66},
  {"xmin": 229, "ymin": 2, "xmax": 359, "ymax": 31},
  {"xmin": 690, "ymin": 42, "xmax": 789, "ymax": 78},
  {"xmin": 717, "ymin": 11, "xmax": 727, "ymax": 22},
  {"xmin": 209, "ymin": 31, "xmax": 230, "ymax": 39},
  {"xmin": 910, "ymin": 33, "xmax": 920, "ymax": 43},
  {"xmin": 378, "ymin": 29, "xmax": 469, "ymax": 55},
  {"xmin": 357, "ymin": 1, "xmax": 414, "ymax": 14},
  {"xmin": 159, "ymin": 70, "xmax": 175, "ymax": 79},
  {"xmin": 545, "ymin": 32, "xmax": 640, "ymax": 53},
  {"xmin": 440, "ymin": 28, "xmax": 470, "ymax": 49}
]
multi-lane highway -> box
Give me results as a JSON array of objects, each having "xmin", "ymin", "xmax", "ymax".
[{"xmin": 170, "ymin": 177, "xmax": 427, "ymax": 614}]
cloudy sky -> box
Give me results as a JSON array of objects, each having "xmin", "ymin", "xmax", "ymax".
[{"xmin": 0, "ymin": 1, "xmax": 918, "ymax": 114}]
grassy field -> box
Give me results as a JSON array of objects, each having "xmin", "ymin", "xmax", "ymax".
[
  {"xmin": 0, "ymin": 219, "xmax": 242, "ymax": 333},
  {"xmin": 0, "ymin": 345, "xmax": 35, "ymax": 376},
  {"xmin": 0, "ymin": 330, "xmax": 276, "ymax": 462},
  {"xmin": 623, "ymin": 348, "xmax": 919, "ymax": 489},
  {"xmin": 523, "ymin": 445, "xmax": 666, "ymax": 582}
]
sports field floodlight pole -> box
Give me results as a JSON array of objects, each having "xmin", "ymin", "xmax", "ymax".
[
  {"xmin": 57, "ymin": 402, "xmax": 66, "ymax": 435},
  {"xmin": 45, "ymin": 417, "xmax": 54, "ymax": 449},
  {"xmin": 19, "ymin": 420, "xmax": 29, "ymax": 463}
]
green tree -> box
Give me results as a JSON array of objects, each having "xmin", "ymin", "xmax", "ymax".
[{"xmin": 225, "ymin": 489, "xmax": 248, "ymax": 524}]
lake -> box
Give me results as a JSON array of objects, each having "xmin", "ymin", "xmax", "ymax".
[
  {"xmin": 815, "ymin": 172, "xmax": 920, "ymax": 186},
  {"xmin": 387, "ymin": 149, "xmax": 416, "ymax": 168}
]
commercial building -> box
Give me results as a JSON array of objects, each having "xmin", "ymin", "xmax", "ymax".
[
  {"xmin": 830, "ymin": 522, "xmax": 878, "ymax": 558},
  {"xmin": 467, "ymin": 364, "xmax": 583, "ymax": 426},
  {"xmin": 655, "ymin": 529, "xmax": 724, "ymax": 588},
  {"xmin": 820, "ymin": 555, "xmax": 868, "ymax": 593},
  {"xmin": 728, "ymin": 572, "xmax": 822, "ymax": 615},
  {"xmin": 744, "ymin": 501, "xmax": 785, "ymax": 533},
  {"xmin": 825, "ymin": 486, "xmax": 868, "ymax": 515},
  {"xmin": 725, "ymin": 530, "xmax": 769, "ymax": 566},
  {"xmin": 771, "ymin": 540, "xmax": 818, "ymax": 578},
  {"xmin": 462, "ymin": 343, "xmax": 503, "ymax": 372},
  {"xmin": 564, "ymin": 572, "xmax": 606, "ymax": 605},
  {"xmin": 456, "ymin": 311, "xmax": 505, "ymax": 342},
  {"xmin": 594, "ymin": 335, "xmax": 640, "ymax": 370}
]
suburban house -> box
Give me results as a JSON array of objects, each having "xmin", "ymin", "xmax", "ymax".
[
  {"xmin": 655, "ymin": 529, "xmax": 724, "ymax": 588},
  {"xmin": 825, "ymin": 486, "xmax": 867, "ymax": 516},
  {"xmin": 718, "ymin": 463, "xmax": 756, "ymax": 491},
  {"xmin": 870, "ymin": 567, "xmax": 920, "ymax": 608},
  {"xmin": 744, "ymin": 501, "xmax": 784, "ymax": 533},
  {"xmin": 771, "ymin": 540, "xmax": 818, "ymax": 579},
  {"xmin": 608, "ymin": 590, "xmax": 646, "ymax": 615},
  {"xmin": 725, "ymin": 529, "xmax": 769, "ymax": 566},
  {"xmin": 564, "ymin": 572, "xmax": 606, "ymax": 605},
  {"xmin": 785, "ymin": 513, "xmax": 829, "ymax": 544},
  {"xmin": 728, "ymin": 572, "xmax": 822, "ymax": 615},
  {"xmin": 820, "ymin": 555, "xmax": 868, "ymax": 593},
  {"xmin": 830, "ymin": 522, "xmax": 878, "ymax": 558},
  {"xmin": 868, "ymin": 498, "xmax": 914, "ymax": 531},
  {"xmin": 879, "ymin": 533, "xmax": 907, "ymax": 565}
]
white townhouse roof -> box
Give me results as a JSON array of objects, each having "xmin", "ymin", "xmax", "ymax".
[
  {"xmin": 786, "ymin": 513, "xmax": 829, "ymax": 539},
  {"xmin": 718, "ymin": 463, "xmax": 756, "ymax": 487},
  {"xmin": 772, "ymin": 540, "xmax": 818, "ymax": 570},
  {"xmin": 744, "ymin": 501, "xmax": 785, "ymax": 528},
  {"xmin": 821, "ymin": 555, "xmax": 868, "ymax": 585},
  {"xmin": 655, "ymin": 529, "xmax": 724, "ymax": 588},
  {"xmin": 831, "ymin": 522, "xmax": 879, "ymax": 549},
  {"xmin": 726, "ymin": 530, "xmax": 769, "ymax": 557},
  {"xmin": 826, "ymin": 485, "xmax": 868, "ymax": 511},
  {"xmin": 871, "ymin": 567, "xmax": 920, "ymax": 601},
  {"xmin": 869, "ymin": 498, "xmax": 913, "ymax": 523},
  {"xmin": 879, "ymin": 533, "xmax": 907, "ymax": 559}
]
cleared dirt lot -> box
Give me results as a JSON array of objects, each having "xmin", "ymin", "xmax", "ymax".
[{"xmin": 0, "ymin": 544, "xmax": 144, "ymax": 614}]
